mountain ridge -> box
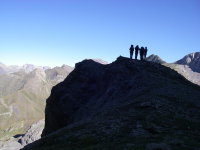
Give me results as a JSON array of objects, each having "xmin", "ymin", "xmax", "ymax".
[
  {"xmin": 174, "ymin": 52, "xmax": 200, "ymax": 67},
  {"xmin": 1, "ymin": 54, "xmax": 200, "ymax": 149},
  {"xmin": 165, "ymin": 52, "xmax": 200, "ymax": 85},
  {"xmin": 0, "ymin": 63, "xmax": 52, "ymax": 75},
  {"xmin": 23, "ymin": 56, "xmax": 200, "ymax": 149}
]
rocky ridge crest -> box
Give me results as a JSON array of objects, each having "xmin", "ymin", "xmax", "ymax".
[{"xmin": 22, "ymin": 56, "xmax": 200, "ymax": 149}]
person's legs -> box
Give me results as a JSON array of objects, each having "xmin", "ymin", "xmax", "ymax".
[
  {"xmin": 141, "ymin": 53, "xmax": 143, "ymax": 61},
  {"xmin": 130, "ymin": 52, "xmax": 133, "ymax": 59},
  {"xmin": 135, "ymin": 52, "xmax": 138, "ymax": 59}
]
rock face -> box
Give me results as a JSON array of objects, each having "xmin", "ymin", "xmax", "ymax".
[
  {"xmin": 0, "ymin": 119, "xmax": 44, "ymax": 150},
  {"xmin": 41, "ymin": 55, "xmax": 200, "ymax": 145},
  {"xmin": 146, "ymin": 54, "xmax": 166, "ymax": 64},
  {"xmin": 166, "ymin": 52, "xmax": 200, "ymax": 85},
  {"xmin": 175, "ymin": 52, "xmax": 200, "ymax": 68},
  {"xmin": 20, "ymin": 119, "xmax": 45, "ymax": 146}
]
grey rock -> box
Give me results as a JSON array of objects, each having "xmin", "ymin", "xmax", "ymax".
[
  {"xmin": 0, "ymin": 141, "xmax": 22, "ymax": 150},
  {"xmin": 43, "ymin": 66, "xmax": 51, "ymax": 71},
  {"xmin": 20, "ymin": 119, "xmax": 45, "ymax": 146},
  {"xmin": 0, "ymin": 119, "xmax": 44, "ymax": 150},
  {"xmin": 61, "ymin": 64, "xmax": 74, "ymax": 72},
  {"xmin": 146, "ymin": 54, "xmax": 166, "ymax": 64},
  {"xmin": 165, "ymin": 52, "xmax": 200, "ymax": 85},
  {"xmin": 175, "ymin": 52, "xmax": 200, "ymax": 68}
]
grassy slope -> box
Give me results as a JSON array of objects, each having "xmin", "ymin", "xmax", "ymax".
[{"xmin": 0, "ymin": 67, "xmax": 70, "ymax": 140}]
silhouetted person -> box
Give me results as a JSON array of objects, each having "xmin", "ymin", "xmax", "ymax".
[
  {"xmin": 140, "ymin": 46, "xmax": 144, "ymax": 61},
  {"xmin": 135, "ymin": 45, "xmax": 139, "ymax": 60},
  {"xmin": 144, "ymin": 47, "xmax": 148, "ymax": 60},
  {"xmin": 129, "ymin": 45, "xmax": 134, "ymax": 59}
]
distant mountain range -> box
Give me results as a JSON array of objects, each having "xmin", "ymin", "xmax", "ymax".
[
  {"xmin": 168, "ymin": 52, "xmax": 200, "ymax": 85},
  {"xmin": 0, "ymin": 63, "xmax": 51, "ymax": 75},
  {"xmin": 0, "ymin": 63, "xmax": 73, "ymax": 149},
  {"xmin": 0, "ymin": 59, "xmax": 107, "ymax": 76},
  {"xmin": 147, "ymin": 52, "xmax": 200, "ymax": 85}
]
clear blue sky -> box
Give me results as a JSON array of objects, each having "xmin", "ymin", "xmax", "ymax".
[{"xmin": 0, "ymin": 0, "xmax": 199, "ymax": 67}]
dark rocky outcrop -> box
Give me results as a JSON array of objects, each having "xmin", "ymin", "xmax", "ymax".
[
  {"xmin": 22, "ymin": 56, "xmax": 200, "ymax": 149},
  {"xmin": 41, "ymin": 56, "xmax": 200, "ymax": 141}
]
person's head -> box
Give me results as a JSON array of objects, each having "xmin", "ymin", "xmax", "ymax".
[
  {"xmin": 145, "ymin": 47, "xmax": 147, "ymax": 49},
  {"xmin": 131, "ymin": 45, "xmax": 133, "ymax": 48}
]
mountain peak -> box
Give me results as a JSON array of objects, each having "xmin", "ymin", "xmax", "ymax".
[
  {"xmin": 61, "ymin": 64, "xmax": 74, "ymax": 72},
  {"xmin": 146, "ymin": 54, "xmax": 166, "ymax": 64},
  {"xmin": 0, "ymin": 62, "xmax": 6, "ymax": 67},
  {"xmin": 175, "ymin": 52, "xmax": 200, "ymax": 68},
  {"xmin": 41, "ymin": 56, "xmax": 200, "ymax": 138}
]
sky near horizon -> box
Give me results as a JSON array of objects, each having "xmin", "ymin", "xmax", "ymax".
[{"xmin": 0, "ymin": 0, "xmax": 200, "ymax": 68}]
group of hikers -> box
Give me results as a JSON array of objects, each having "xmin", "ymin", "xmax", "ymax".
[{"xmin": 129, "ymin": 45, "xmax": 148, "ymax": 61}]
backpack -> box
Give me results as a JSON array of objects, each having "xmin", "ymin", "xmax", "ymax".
[{"xmin": 141, "ymin": 47, "xmax": 144, "ymax": 53}]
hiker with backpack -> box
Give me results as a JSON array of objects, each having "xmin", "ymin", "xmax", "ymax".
[
  {"xmin": 135, "ymin": 45, "xmax": 139, "ymax": 60},
  {"xmin": 140, "ymin": 46, "xmax": 145, "ymax": 61},
  {"xmin": 144, "ymin": 47, "xmax": 148, "ymax": 60},
  {"xmin": 129, "ymin": 45, "xmax": 134, "ymax": 59}
]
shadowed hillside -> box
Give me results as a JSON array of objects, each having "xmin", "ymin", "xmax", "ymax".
[{"xmin": 23, "ymin": 56, "xmax": 200, "ymax": 150}]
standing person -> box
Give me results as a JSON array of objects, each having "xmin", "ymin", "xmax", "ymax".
[
  {"xmin": 144, "ymin": 47, "xmax": 148, "ymax": 60},
  {"xmin": 140, "ymin": 46, "xmax": 145, "ymax": 60},
  {"xmin": 135, "ymin": 45, "xmax": 139, "ymax": 60},
  {"xmin": 129, "ymin": 45, "xmax": 134, "ymax": 59}
]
